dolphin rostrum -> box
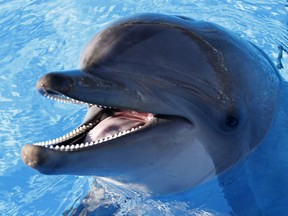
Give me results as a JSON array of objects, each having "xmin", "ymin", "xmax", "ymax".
[{"xmin": 21, "ymin": 13, "xmax": 281, "ymax": 196}]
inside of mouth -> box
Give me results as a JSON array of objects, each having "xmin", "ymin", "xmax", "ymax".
[{"xmin": 84, "ymin": 110, "xmax": 154, "ymax": 143}]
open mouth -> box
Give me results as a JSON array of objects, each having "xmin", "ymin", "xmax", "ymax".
[{"xmin": 33, "ymin": 90, "xmax": 155, "ymax": 152}]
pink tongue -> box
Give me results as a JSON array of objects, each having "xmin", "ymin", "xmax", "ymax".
[{"xmin": 84, "ymin": 111, "xmax": 152, "ymax": 143}]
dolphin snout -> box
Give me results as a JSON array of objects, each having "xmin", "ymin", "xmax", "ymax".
[{"xmin": 37, "ymin": 72, "xmax": 75, "ymax": 95}]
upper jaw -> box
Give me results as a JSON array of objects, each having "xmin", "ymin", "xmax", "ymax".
[{"xmin": 36, "ymin": 70, "xmax": 183, "ymax": 116}]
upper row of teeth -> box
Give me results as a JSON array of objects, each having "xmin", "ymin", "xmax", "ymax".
[
  {"xmin": 34, "ymin": 125, "xmax": 143, "ymax": 151},
  {"xmin": 44, "ymin": 93, "xmax": 115, "ymax": 109}
]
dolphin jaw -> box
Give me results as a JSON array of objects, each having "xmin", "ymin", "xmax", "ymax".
[{"xmin": 31, "ymin": 89, "xmax": 156, "ymax": 152}]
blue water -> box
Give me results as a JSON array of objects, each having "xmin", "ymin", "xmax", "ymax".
[{"xmin": 0, "ymin": 0, "xmax": 287, "ymax": 215}]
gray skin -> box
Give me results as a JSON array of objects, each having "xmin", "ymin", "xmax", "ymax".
[{"xmin": 21, "ymin": 14, "xmax": 281, "ymax": 196}]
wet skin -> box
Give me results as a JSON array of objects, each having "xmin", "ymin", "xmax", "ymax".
[{"xmin": 21, "ymin": 14, "xmax": 281, "ymax": 196}]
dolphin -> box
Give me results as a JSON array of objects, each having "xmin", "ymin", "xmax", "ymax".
[{"xmin": 21, "ymin": 13, "xmax": 281, "ymax": 196}]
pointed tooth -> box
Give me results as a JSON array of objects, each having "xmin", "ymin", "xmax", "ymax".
[
  {"xmin": 80, "ymin": 143, "xmax": 84, "ymax": 148},
  {"xmin": 60, "ymin": 145, "xmax": 65, "ymax": 151},
  {"xmin": 49, "ymin": 145, "xmax": 54, "ymax": 149},
  {"xmin": 55, "ymin": 146, "xmax": 60, "ymax": 150},
  {"xmin": 75, "ymin": 144, "xmax": 79, "ymax": 149},
  {"xmin": 85, "ymin": 142, "xmax": 89, "ymax": 147}
]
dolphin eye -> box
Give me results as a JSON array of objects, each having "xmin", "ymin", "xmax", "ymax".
[
  {"xmin": 223, "ymin": 114, "xmax": 240, "ymax": 132},
  {"xmin": 220, "ymin": 114, "xmax": 240, "ymax": 132},
  {"xmin": 225, "ymin": 115, "xmax": 239, "ymax": 128}
]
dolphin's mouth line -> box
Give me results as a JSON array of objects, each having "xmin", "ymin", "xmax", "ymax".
[{"xmin": 33, "ymin": 91, "xmax": 155, "ymax": 152}]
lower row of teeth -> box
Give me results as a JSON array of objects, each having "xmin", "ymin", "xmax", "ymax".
[
  {"xmin": 34, "ymin": 125, "xmax": 143, "ymax": 151},
  {"xmin": 39, "ymin": 93, "xmax": 137, "ymax": 151}
]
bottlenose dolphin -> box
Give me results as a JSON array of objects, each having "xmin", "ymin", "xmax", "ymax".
[{"xmin": 21, "ymin": 13, "xmax": 281, "ymax": 196}]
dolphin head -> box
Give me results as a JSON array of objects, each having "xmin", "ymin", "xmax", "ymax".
[{"xmin": 21, "ymin": 14, "xmax": 281, "ymax": 195}]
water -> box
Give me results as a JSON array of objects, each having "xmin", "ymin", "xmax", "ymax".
[{"xmin": 0, "ymin": 0, "xmax": 287, "ymax": 215}]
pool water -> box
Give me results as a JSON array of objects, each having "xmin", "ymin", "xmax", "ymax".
[{"xmin": 0, "ymin": 0, "xmax": 287, "ymax": 215}]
